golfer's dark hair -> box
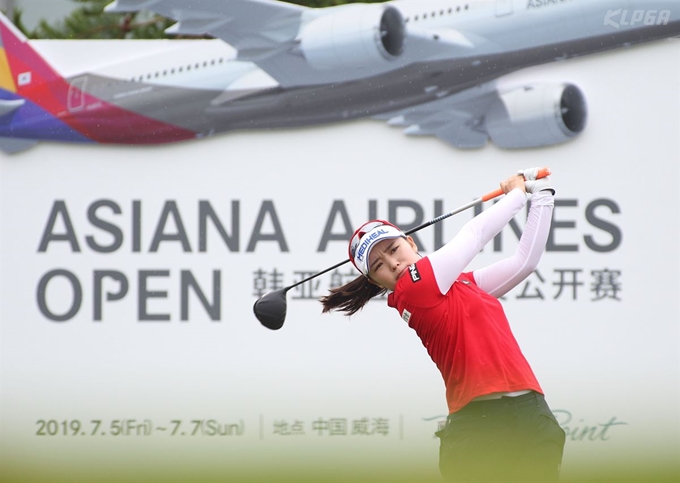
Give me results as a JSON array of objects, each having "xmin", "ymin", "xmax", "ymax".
[{"xmin": 320, "ymin": 275, "xmax": 387, "ymax": 316}]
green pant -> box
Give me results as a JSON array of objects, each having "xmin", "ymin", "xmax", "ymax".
[{"xmin": 436, "ymin": 391, "xmax": 566, "ymax": 483}]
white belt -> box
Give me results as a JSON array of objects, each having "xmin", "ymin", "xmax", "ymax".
[{"xmin": 471, "ymin": 389, "xmax": 533, "ymax": 402}]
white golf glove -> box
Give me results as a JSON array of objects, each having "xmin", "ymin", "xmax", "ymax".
[{"xmin": 518, "ymin": 167, "xmax": 555, "ymax": 195}]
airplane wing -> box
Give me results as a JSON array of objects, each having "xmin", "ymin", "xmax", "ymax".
[
  {"xmin": 105, "ymin": 0, "xmax": 307, "ymax": 56},
  {"xmin": 105, "ymin": 0, "xmax": 461, "ymax": 87},
  {"xmin": 375, "ymin": 80, "xmax": 588, "ymax": 149},
  {"xmin": 373, "ymin": 86, "xmax": 498, "ymax": 149}
]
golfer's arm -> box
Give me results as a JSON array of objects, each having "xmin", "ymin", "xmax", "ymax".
[
  {"xmin": 472, "ymin": 190, "xmax": 554, "ymax": 298},
  {"xmin": 429, "ymin": 188, "xmax": 527, "ymax": 294}
]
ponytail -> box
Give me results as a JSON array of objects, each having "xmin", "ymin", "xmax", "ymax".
[{"xmin": 320, "ymin": 275, "xmax": 387, "ymax": 316}]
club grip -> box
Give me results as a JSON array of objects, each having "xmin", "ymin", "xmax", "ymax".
[
  {"xmin": 535, "ymin": 167, "xmax": 552, "ymax": 179},
  {"xmin": 481, "ymin": 167, "xmax": 552, "ymax": 202}
]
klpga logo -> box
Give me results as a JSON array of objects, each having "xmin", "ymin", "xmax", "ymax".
[{"xmin": 604, "ymin": 9, "xmax": 671, "ymax": 29}]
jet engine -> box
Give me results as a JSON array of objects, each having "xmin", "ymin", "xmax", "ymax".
[
  {"xmin": 485, "ymin": 83, "xmax": 587, "ymax": 149},
  {"xmin": 299, "ymin": 5, "xmax": 405, "ymax": 70}
]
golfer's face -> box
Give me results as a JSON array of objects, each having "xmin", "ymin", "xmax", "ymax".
[{"xmin": 368, "ymin": 237, "xmax": 419, "ymax": 290}]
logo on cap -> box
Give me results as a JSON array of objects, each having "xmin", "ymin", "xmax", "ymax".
[
  {"xmin": 355, "ymin": 228, "xmax": 388, "ymax": 263},
  {"xmin": 348, "ymin": 220, "xmax": 406, "ymax": 276}
]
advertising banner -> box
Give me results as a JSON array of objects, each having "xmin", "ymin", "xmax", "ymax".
[{"xmin": 1, "ymin": 37, "xmax": 679, "ymax": 483}]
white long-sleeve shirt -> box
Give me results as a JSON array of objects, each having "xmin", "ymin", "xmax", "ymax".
[{"xmin": 429, "ymin": 188, "xmax": 554, "ymax": 298}]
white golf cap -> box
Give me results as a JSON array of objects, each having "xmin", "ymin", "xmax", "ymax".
[{"xmin": 349, "ymin": 219, "xmax": 406, "ymax": 276}]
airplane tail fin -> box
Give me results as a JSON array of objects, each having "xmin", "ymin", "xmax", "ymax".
[
  {"xmin": 0, "ymin": 11, "xmax": 197, "ymax": 152},
  {"xmin": 0, "ymin": 12, "xmax": 36, "ymax": 152},
  {"xmin": 0, "ymin": 11, "xmax": 24, "ymax": 94},
  {"xmin": 0, "ymin": 10, "xmax": 65, "ymax": 102},
  {"xmin": 0, "ymin": 11, "xmax": 95, "ymax": 153}
]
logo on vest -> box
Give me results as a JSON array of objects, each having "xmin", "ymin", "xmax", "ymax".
[
  {"xmin": 409, "ymin": 264, "xmax": 421, "ymax": 283},
  {"xmin": 401, "ymin": 309, "xmax": 411, "ymax": 324}
]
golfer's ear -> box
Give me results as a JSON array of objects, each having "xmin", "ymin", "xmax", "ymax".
[{"xmin": 406, "ymin": 236, "xmax": 418, "ymax": 251}]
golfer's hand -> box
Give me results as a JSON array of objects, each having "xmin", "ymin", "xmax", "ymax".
[
  {"xmin": 519, "ymin": 166, "xmax": 555, "ymax": 195},
  {"xmin": 500, "ymin": 174, "xmax": 526, "ymax": 195}
]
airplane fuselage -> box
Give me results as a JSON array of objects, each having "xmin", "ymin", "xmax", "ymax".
[{"xmin": 2, "ymin": 0, "xmax": 679, "ymax": 147}]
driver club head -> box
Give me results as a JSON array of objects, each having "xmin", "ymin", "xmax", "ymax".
[{"xmin": 253, "ymin": 288, "xmax": 288, "ymax": 330}]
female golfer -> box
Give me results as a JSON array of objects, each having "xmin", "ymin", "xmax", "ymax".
[{"xmin": 321, "ymin": 168, "xmax": 565, "ymax": 482}]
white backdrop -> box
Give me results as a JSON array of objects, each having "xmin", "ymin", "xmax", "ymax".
[{"xmin": 1, "ymin": 39, "xmax": 679, "ymax": 482}]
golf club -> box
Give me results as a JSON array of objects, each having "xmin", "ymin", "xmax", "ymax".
[{"xmin": 253, "ymin": 167, "xmax": 551, "ymax": 330}]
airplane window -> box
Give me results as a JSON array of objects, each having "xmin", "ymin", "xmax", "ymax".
[
  {"xmin": 155, "ymin": 72, "xmax": 159, "ymax": 77},
  {"xmin": 195, "ymin": 63, "xmax": 199, "ymax": 69},
  {"xmin": 414, "ymin": 15, "xmax": 418, "ymax": 20},
  {"xmin": 171, "ymin": 68, "xmax": 175, "ymax": 74},
  {"xmin": 465, "ymin": 4, "xmax": 469, "ymax": 10},
  {"xmin": 423, "ymin": 13, "xmax": 427, "ymax": 19},
  {"xmin": 211, "ymin": 60, "xmax": 215, "ymax": 65},
  {"xmin": 179, "ymin": 67, "xmax": 183, "ymax": 72},
  {"xmin": 440, "ymin": 10, "xmax": 444, "ymax": 15},
  {"xmin": 405, "ymin": 17, "xmax": 409, "ymax": 22},
  {"xmin": 146, "ymin": 74, "xmax": 151, "ymax": 79},
  {"xmin": 448, "ymin": 8, "xmax": 452, "ymax": 14},
  {"xmin": 457, "ymin": 6, "xmax": 461, "ymax": 12},
  {"xmin": 203, "ymin": 61, "xmax": 207, "ymax": 67},
  {"xmin": 187, "ymin": 65, "xmax": 191, "ymax": 70},
  {"xmin": 163, "ymin": 70, "xmax": 167, "ymax": 76},
  {"xmin": 219, "ymin": 58, "xmax": 223, "ymax": 63},
  {"xmin": 432, "ymin": 11, "xmax": 436, "ymax": 17}
]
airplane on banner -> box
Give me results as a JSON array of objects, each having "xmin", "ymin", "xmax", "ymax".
[{"xmin": 0, "ymin": 0, "xmax": 678, "ymax": 154}]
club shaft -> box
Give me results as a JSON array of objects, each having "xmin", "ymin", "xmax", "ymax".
[
  {"xmin": 284, "ymin": 197, "xmax": 485, "ymax": 291},
  {"xmin": 285, "ymin": 258, "xmax": 351, "ymax": 291},
  {"xmin": 404, "ymin": 197, "xmax": 483, "ymax": 235}
]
